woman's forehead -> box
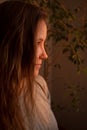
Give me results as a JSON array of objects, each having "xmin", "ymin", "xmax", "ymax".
[{"xmin": 35, "ymin": 20, "xmax": 47, "ymax": 41}]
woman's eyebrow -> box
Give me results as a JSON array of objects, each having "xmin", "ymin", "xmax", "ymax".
[
  {"xmin": 36, "ymin": 38, "xmax": 43, "ymax": 42},
  {"xmin": 38, "ymin": 38, "xmax": 43, "ymax": 41},
  {"xmin": 36, "ymin": 38, "xmax": 47, "ymax": 44}
]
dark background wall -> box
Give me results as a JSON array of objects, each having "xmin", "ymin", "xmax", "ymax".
[
  {"xmin": 48, "ymin": 0, "xmax": 87, "ymax": 130},
  {"xmin": 0, "ymin": 0, "xmax": 6, "ymax": 3}
]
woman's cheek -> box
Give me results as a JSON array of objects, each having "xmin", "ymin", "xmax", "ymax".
[{"xmin": 36, "ymin": 46, "xmax": 41, "ymax": 58}]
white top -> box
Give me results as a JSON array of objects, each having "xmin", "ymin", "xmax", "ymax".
[{"xmin": 19, "ymin": 75, "xmax": 59, "ymax": 130}]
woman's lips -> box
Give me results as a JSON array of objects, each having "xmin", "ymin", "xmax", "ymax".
[{"xmin": 35, "ymin": 64, "xmax": 42, "ymax": 69}]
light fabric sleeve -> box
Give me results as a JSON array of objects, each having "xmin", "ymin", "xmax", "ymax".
[
  {"xmin": 34, "ymin": 75, "xmax": 59, "ymax": 130},
  {"xmin": 19, "ymin": 75, "xmax": 59, "ymax": 130}
]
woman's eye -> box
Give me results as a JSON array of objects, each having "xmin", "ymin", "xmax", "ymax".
[
  {"xmin": 36, "ymin": 41, "xmax": 41, "ymax": 45},
  {"xmin": 37, "ymin": 42, "xmax": 41, "ymax": 44}
]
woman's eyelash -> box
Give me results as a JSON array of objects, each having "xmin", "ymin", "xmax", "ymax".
[
  {"xmin": 35, "ymin": 41, "xmax": 40, "ymax": 45},
  {"xmin": 37, "ymin": 41, "xmax": 41, "ymax": 44},
  {"xmin": 36, "ymin": 41, "xmax": 41, "ymax": 45},
  {"xmin": 36, "ymin": 40, "xmax": 47, "ymax": 46}
]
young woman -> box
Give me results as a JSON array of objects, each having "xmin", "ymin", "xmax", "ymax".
[{"xmin": 0, "ymin": 1, "xmax": 58, "ymax": 130}]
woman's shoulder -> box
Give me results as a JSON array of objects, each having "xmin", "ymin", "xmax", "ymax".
[
  {"xmin": 35, "ymin": 75, "xmax": 48, "ymax": 93},
  {"xmin": 35, "ymin": 75, "xmax": 47, "ymax": 86},
  {"xmin": 35, "ymin": 75, "xmax": 50, "ymax": 102}
]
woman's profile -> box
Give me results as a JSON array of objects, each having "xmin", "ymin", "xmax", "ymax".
[{"xmin": 0, "ymin": 1, "xmax": 58, "ymax": 130}]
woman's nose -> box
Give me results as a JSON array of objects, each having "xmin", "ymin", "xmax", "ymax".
[{"xmin": 41, "ymin": 48, "xmax": 48, "ymax": 59}]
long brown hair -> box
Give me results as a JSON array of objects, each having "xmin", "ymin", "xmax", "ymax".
[{"xmin": 0, "ymin": 1, "xmax": 47, "ymax": 129}]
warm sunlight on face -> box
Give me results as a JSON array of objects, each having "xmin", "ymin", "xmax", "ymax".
[{"xmin": 34, "ymin": 20, "xmax": 48, "ymax": 76}]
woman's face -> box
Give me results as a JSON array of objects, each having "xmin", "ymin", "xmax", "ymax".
[{"xmin": 34, "ymin": 20, "xmax": 48, "ymax": 76}]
